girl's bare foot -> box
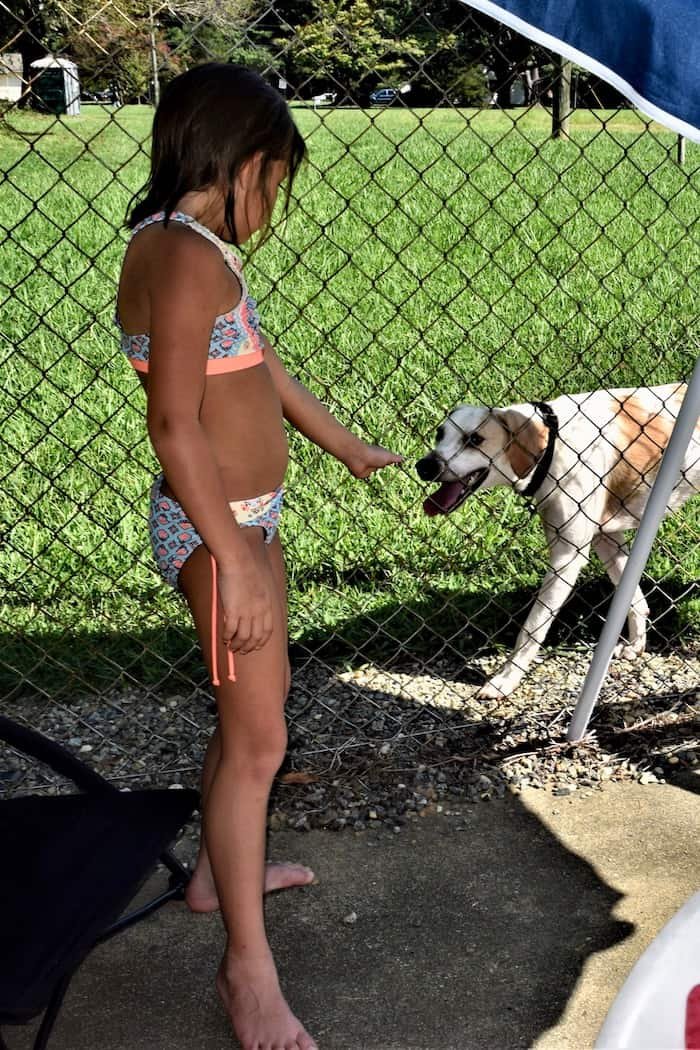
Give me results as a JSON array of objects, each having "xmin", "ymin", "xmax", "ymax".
[
  {"xmin": 217, "ymin": 955, "xmax": 318, "ymax": 1050},
  {"xmin": 186, "ymin": 860, "xmax": 315, "ymax": 913}
]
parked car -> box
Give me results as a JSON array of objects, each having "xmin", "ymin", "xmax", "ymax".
[
  {"xmin": 369, "ymin": 87, "xmax": 399, "ymax": 106},
  {"xmin": 311, "ymin": 91, "xmax": 337, "ymax": 109},
  {"xmin": 80, "ymin": 87, "xmax": 119, "ymax": 104}
]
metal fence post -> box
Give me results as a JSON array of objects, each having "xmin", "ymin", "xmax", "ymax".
[{"xmin": 567, "ymin": 360, "xmax": 700, "ymax": 741}]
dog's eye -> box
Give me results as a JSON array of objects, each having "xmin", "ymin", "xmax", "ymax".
[
  {"xmin": 464, "ymin": 433, "xmax": 484, "ymax": 447},
  {"xmin": 435, "ymin": 426, "xmax": 445, "ymax": 444}
]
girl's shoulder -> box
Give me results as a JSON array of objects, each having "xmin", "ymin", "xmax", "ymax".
[
  {"xmin": 129, "ymin": 212, "xmax": 245, "ymax": 279},
  {"xmin": 127, "ymin": 215, "xmax": 223, "ymax": 271}
]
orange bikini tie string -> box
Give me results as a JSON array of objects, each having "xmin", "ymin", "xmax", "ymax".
[{"xmin": 210, "ymin": 553, "xmax": 236, "ymax": 686}]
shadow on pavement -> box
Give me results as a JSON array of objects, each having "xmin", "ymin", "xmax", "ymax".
[{"xmin": 11, "ymin": 790, "xmax": 634, "ymax": 1050}]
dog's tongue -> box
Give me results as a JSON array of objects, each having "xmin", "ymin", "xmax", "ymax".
[{"xmin": 423, "ymin": 481, "xmax": 464, "ymax": 516}]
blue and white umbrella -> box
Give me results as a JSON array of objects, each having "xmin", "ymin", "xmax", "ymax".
[
  {"xmin": 459, "ymin": 0, "xmax": 700, "ymax": 141},
  {"xmin": 458, "ymin": 0, "xmax": 700, "ymax": 738}
]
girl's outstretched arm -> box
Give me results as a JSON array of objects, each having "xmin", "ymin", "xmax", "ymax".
[{"xmin": 262, "ymin": 336, "xmax": 402, "ymax": 477}]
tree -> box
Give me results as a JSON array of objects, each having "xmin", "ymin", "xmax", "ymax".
[
  {"xmin": 60, "ymin": 0, "xmax": 154, "ymax": 98},
  {"xmin": 0, "ymin": 0, "xmax": 582, "ymax": 109},
  {"xmin": 163, "ymin": 0, "xmax": 257, "ymax": 27},
  {"xmin": 282, "ymin": 0, "xmax": 423, "ymax": 100},
  {"xmin": 155, "ymin": 0, "xmax": 283, "ymax": 97},
  {"xmin": 0, "ymin": 0, "xmax": 73, "ymax": 93}
]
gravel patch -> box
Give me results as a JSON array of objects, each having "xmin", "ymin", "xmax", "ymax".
[{"xmin": 2, "ymin": 646, "xmax": 698, "ymax": 860}]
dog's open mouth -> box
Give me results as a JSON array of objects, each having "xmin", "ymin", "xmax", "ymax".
[{"xmin": 423, "ymin": 469, "xmax": 489, "ymax": 516}]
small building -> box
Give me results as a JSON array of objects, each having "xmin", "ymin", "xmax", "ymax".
[
  {"xmin": 0, "ymin": 53, "xmax": 23, "ymax": 103},
  {"xmin": 30, "ymin": 56, "xmax": 80, "ymax": 116}
]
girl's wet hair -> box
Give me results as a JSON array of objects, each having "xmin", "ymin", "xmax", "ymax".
[{"xmin": 128, "ymin": 63, "xmax": 306, "ymax": 244}]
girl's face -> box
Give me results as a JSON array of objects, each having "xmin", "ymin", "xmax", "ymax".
[{"xmin": 234, "ymin": 154, "xmax": 289, "ymax": 243}]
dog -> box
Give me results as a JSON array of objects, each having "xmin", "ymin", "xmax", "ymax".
[{"xmin": 416, "ymin": 383, "xmax": 700, "ymax": 698}]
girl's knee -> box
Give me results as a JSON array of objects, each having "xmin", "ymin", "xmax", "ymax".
[{"xmin": 220, "ymin": 717, "xmax": 287, "ymax": 781}]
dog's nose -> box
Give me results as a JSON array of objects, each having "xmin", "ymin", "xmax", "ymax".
[{"xmin": 416, "ymin": 455, "xmax": 441, "ymax": 482}]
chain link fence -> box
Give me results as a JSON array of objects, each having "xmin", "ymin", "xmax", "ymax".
[{"xmin": 2, "ymin": 1, "xmax": 698, "ymax": 820}]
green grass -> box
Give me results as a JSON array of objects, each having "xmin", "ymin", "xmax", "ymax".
[{"xmin": 1, "ymin": 104, "xmax": 699, "ymax": 696}]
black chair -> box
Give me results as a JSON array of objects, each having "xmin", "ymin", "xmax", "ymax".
[{"xmin": 0, "ymin": 714, "xmax": 199, "ymax": 1050}]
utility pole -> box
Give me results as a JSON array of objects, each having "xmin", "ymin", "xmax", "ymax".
[
  {"xmin": 149, "ymin": 4, "xmax": 160, "ymax": 107},
  {"xmin": 677, "ymin": 134, "xmax": 686, "ymax": 165},
  {"xmin": 552, "ymin": 56, "xmax": 573, "ymax": 139}
]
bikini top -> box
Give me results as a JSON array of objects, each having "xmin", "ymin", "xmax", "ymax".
[{"xmin": 116, "ymin": 211, "xmax": 265, "ymax": 375}]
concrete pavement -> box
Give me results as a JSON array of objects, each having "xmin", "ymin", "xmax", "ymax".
[{"xmin": 12, "ymin": 775, "xmax": 700, "ymax": 1050}]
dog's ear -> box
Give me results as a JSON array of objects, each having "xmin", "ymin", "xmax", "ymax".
[{"xmin": 494, "ymin": 408, "xmax": 547, "ymax": 479}]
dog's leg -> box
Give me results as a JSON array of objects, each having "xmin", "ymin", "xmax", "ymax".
[
  {"xmin": 478, "ymin": 534, "xmax": 591, "ymax": 700},
  {"xmin": 593, "ymin": 531, "xmax": 649, "ymax": 659}
]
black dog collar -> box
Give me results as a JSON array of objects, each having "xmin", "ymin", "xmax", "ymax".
[{"xmin": 521, "ymin": 401, "xmax": 558, "ymax": 499}]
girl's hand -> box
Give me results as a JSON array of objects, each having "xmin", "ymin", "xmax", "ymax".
[
  {"xmin": 218, "ymin": 554, "xmax": 275, "ymax": 655},
  {"xmin": 343, "ymin": 440, "xmax": 403, "ymax": 479}
]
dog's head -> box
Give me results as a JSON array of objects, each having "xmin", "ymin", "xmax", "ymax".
[{"xmin": 416, "ymin": 404, "xmax": 549, "ymax": 516}]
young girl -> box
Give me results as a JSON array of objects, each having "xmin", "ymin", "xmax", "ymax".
[{"xmin": 116, "ymin": 63, "xmax": 401, "ymax": 1049}]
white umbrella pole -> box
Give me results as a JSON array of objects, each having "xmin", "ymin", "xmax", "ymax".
[{"xmin": 567, "ymin": 361, "xmax": 700, "ymax": 741}]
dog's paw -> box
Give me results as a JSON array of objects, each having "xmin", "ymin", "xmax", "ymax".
[
  {"xmin": 612, "ymin": 641, "xmax": 645, "ymax": 661},
  {"xmin": 477, "ymin": 677, "xmax": 514, "ymax": 701}
]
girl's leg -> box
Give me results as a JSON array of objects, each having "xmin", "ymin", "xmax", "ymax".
[
  {"xmin": 186, "ymin": 534, "xmax": 314, "ymax": 912},
  {"xmin": 186, "ymin": 728, "xmax": 314, "ymax": 910},
  {"xmin": 179, "ymin": 530, "xmax": 316, "ymax": 1050}
]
